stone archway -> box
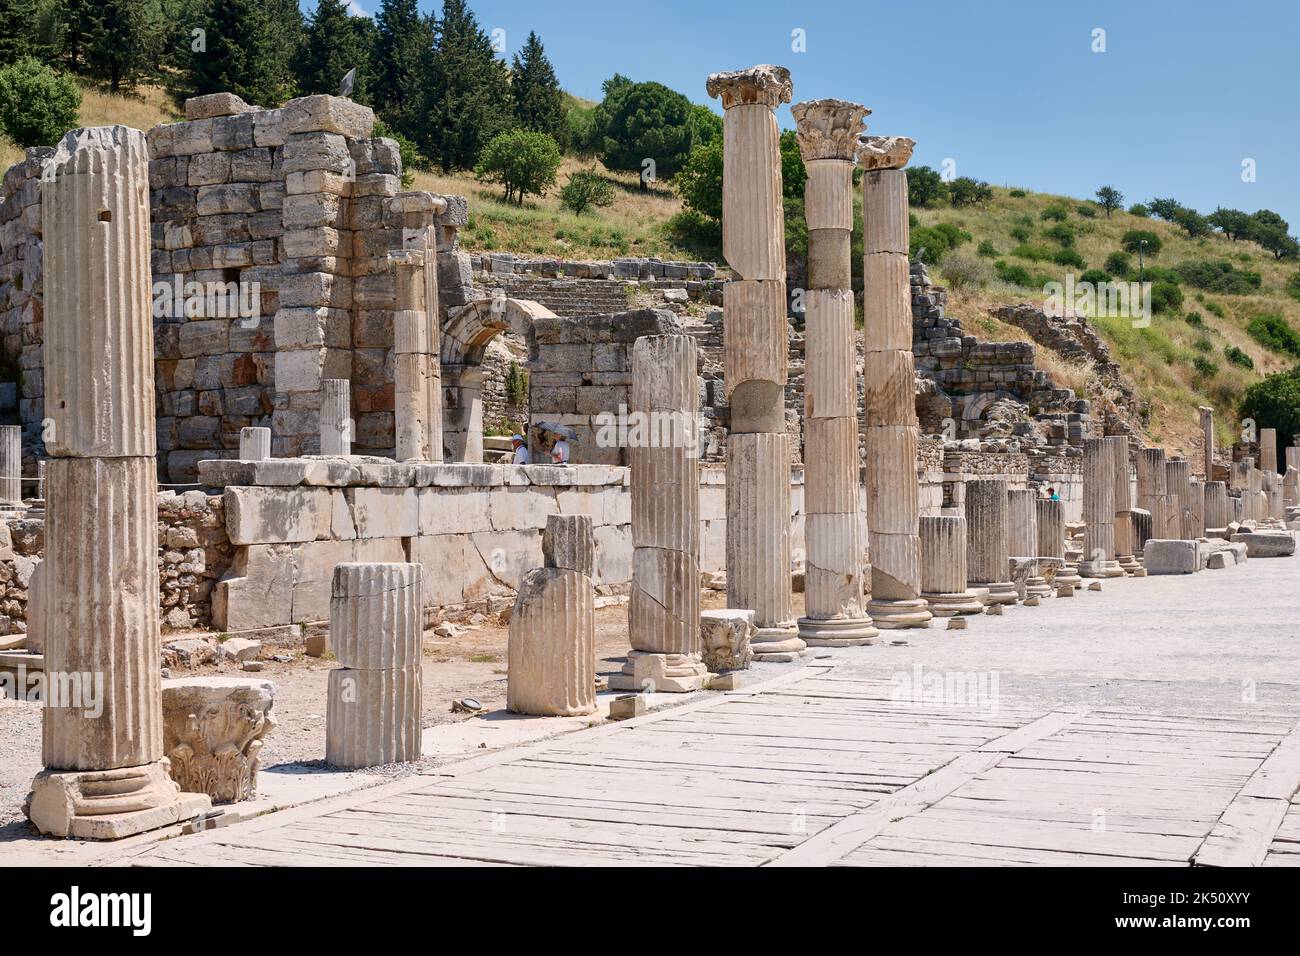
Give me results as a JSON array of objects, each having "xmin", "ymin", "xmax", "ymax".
[{"xmin": 440, "ymin": 295, "xmax": 556, "ymax": 462}]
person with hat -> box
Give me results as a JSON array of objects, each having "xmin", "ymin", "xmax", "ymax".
[{"xmin": 510, "ymin": 434, "xmax": 530, "ymax": 465}]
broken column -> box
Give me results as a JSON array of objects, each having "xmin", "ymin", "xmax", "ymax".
[
  {"xmin": 1189, "ymin": 477, "xmax": 1206, "ymax": 537},
  {"xmin": 1260, "ymin": 428, "xmax": 1278, "ymax": 476},
  {"xmin": 1008, "ymin": 488, "xmax": 1051, "ymax": 597},
  {"xmin": 1109, "ymin": 436, "xmax": 1141, "ymax": 575},
  {"xmin": 1038, "ymin": 497, "xmax": 1081, "ymax": 589},
  {"xmin": 965, "ymin": 479, "xmax": 1017, "ymax": 605},
  {"xmin": 920, "ymin": 515, "xmax": 984, "ymax": 615},
  {"xmin": 792, "ymin": 97, "xmax": 877, "ymax": 646},
  {"xmin": 27, "ymin": 126, "xmax": 210, "ymax": 839},
  {"xmin": 1080, "ymin": 438, "xmax": 1122, "ymax": 577},
  {"xmin": 508, "ymin": 515, "xmax": 596, "ymax": 716},
  {"xmin": 1166, "ymin": 459, "xmax": 1194, "ymax": 538},
  {"xmin": 1137, "ymin": 447, "xmax": 1167, "ymax": 540},
  {"xmin": 389, "ymin": 213, "xmax": 444, "ymax": 462},
  {"xmin": 325, "ymin": 563, "xmax": 423, "ymax": 768},
  {"xmin": 239, "ymin": 426, "xmax": 271, "ymax": 461},
  {"xmin": 1284, "ymin": 448, "xmax": 1299, "ymax": 507},
  {"xmin": 613, "ymin": 333, "xmax": 710, "ymax": 689},
  {"xmin": 320, "ymin": 378, "xmax": 351, "ymax": 456},
  {"xmin": 860, "ymin": 134, "xmax": 931, "ymax": 629},
  {"xmin": 0, "ymin": 424, "xmax": 20, "ymax": 504},
  {"xmin": 1199, "ymin": 405, "xmax": 1214, "ymax": 479},
  {"xmin": 707, "ymin": 65, "xmax": 803, "ymax": 655},
  {"xmin": 1204, "ymin": 480, "xmax": 1230, "ymax": 531}
]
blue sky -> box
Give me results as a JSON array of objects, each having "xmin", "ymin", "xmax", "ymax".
[{"xmin": 334, "ymin": 0, "xmax": 1299, "ymax": 227}]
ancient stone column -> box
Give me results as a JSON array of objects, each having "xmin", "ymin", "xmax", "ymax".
[
  {"xmin": 707, "ymin": 65, "xmax": 803, "ymax": 655},
  {"xmin": 1204, "ymin": 481, "xmax": 1230, "ymax": 530},
  {"xmin": 326, "ymin": 563, "xmax": 423, "ymax": 768},
  {"xmin": 27, "ymin": 126, "xmax": 210, "ymax": 839},
  {"xmin": 614, "ymin": 333, "xmax": 709, "ymax": 688},
  {"xmin": 1199, "ymin": 406, "xmax": 1214, "ymax": 479},
  {"xmin": 0, "ymin": 424, "xmax": 20, "ymax": 504},
  {"xmin": 1137, "ymin": 447, "xmax": 1167, "ymax": 539},
  {"xmin": 1109, "ymin": 436, "xmax": 1141, "ymax": 575},
  {"xmin": 320, "ymin": 378, "xmax": 352, "ymax": 456},
  {"xmin": 860, "ymin": 134, "xmax": 931, "ymax": 629},
  {"xmin": 1284, "ymin": 448, "xmax": 1299, "ymax": 507},
  {"xmin": 1080, "ymin": 438, "xmax": 1122, "ymax": 577},
  {"xmin": 508, "ymin": 515, "xmax": 596, "ymax": 716},
  {"xmin": 391, "ymin": 234, "xmax": 443, "ymax": 462},
  {"xmin": 1260, "ymin": 428, "xmax": 1278, "ymax": 476},
  {"xmin": 1038, "ymin": 497, "xmax": 1081, "ymax": 588},
  {"xmin": 239, "ymin": 426, "xmax": 271, "ymax": 461},
  {"xmin": 1189, "ymin": 478, "xmax": 1206, "ymax": 537},
  {"xmin": 1008, "ymin": 489, "xmax": 1051, "ymax": 596},
  {"xmin": 920, "ymin": 515, "xmax": 984, "ymax": 615},
  {"xmin": 965, "ymin": 479, "xmax": 1017, "ymax": 604},
  {"xmin": 1130, "ymin": 509, "xmax": 1154, "ymax": 562},
  {"xmin": 1166, "ymin": 459, "xmax": 1193, "ymax": 538},
  {"xmin": 791, "ymin": 97, "xmax": 877, "ymax": 646},
  {"xmin": 1265, "ymin": 470, "xmax": 1285, "ymax": 521}
]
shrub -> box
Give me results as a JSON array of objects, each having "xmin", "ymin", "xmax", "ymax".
[
  {"xmin": 1044, "ymin": 222, "xmax": 1075, "ymax": 246},
  {"xmin": 1150, "ymin": 281, "xmax": 1183, "ymax": 314},
  {"xmin": 0, "ymin": 58, "xmax": 82, "ymax": 148},
  {"xmin": 1193, "ymin": 356, "xmax": 1219, "ymax": 377},
  {"xmin": 1203, "ymin": 298, "xmax": 1226, "ymax": 318},
  {"xmin": 976, "ymin": 239, "xmax": 998, "ymax": 258},
  {"xmin": 1009, "ymin": 225, "xmax": 1031, "ymax": 242},
  {"xmin": 1129, "ymin": 203, "xmax": 1150, "ymax": 217},
  {"xmin": 665, "ymin": 209, "xmax": 721, "ymax": 256},
  {"xmin": 1008, "ymin": 188, "xmax": 1027, "ymax": 198},
  {"xmin": 1194, "ymin": 337, "xmax": 1213, "ymax": 352},
  {"xmin": 1286, "ymin": 272, "xmax": 1300, "ymax": 301},
  {"xmin": 1080, "ymin": 269, "xmax": 1112, "ymax": 285},
  {"xmin": 1225, "ymin": 345, "xmax": 1254, "ymax": 369},
  {"xmin": 1121, "ymin": 230, "xmax": 1163, "ymax": 256},
  {"xmin": 947, "ymin": 176, "xmax": 992, "ymax": 207},
  {"xmin": 504, "ymin": 361, "xmax": 528, "ymax": 406},
  {"xmin": 474, "ymin": 129, "xmax": 562, "ymax": 204},
  {"xmin": 939, "ymin": 253, "xmax": 993, "ymax": 290},
  {"xmin": 1173, "ymin": 259, "xmax": 1262, "ymax": 295},
  {"xmin": 1040, "ymin": 203, "xmax": 1070, "ymax": 221},
  {"xmin": 1104, "ymin": 251, "xmax": 1132, "ymax": 277},
  {"xmin": 559, "ymin": 168, "xmax": 616, "ymax": 215},
  {"xmin": 1246, "ymin": 313, "xmax": 1300, "ymax": 357},
  {"xmin": 906, "ymin": 166, "xmax": 948, "ymax": 208},
  {"xmin": 994, "ymin": 260, "xmax": 1038, "ymax": 287},
  {"xmin": 909, "ymin": 222, "xmax": 971, "ymax": 262},
  {"xmin": 1076, "ymin": 203, "xmax": 1099, "ymax": 218},
  {"xmin": 1185, "ymin": 311, "xmax": 1204, "ymax": 327},
  {"xmin": 1052, "ymin": 247, "xmax": 1086, "ymax": 269},
  {"xmin": 1011, "ymin": 243, "xmax": 1054, "ymax": 262}
]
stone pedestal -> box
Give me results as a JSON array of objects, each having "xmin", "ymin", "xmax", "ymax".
[
  {"xmin": 793, "ymin": 98, "xmax": 877, "ymax": 646},
  {"xmin": 1038, "ymin": 498, "xmax": 1081, "ymax": 588},
  {"xmin": 239, "ymin": 426, "xmax": 271, "ymax": 461},
  {"xmin": 320, "ymin": 378, "xmax": 351, "ymax": 456},
  {"xmin": 618, "ymin": 334, "xmax": 709, "ymax": 687},
  {"xmin": 965, "ymin": 479, "xmax": 1017, "ymax": 604},
  {"xmin": 325, "ymin": 562, "xmax": 423, "ymax": 768},
  {"xmin": 28, "ymin": 126, "xmax": 210, "ymax": 839},
  {"xmin": 860, "ymin": 135, "xmax": 930, "ymax": 629},
  {"xmin": 161, "ymin": 677, "xmax": 276, "ymax": 804},
  {"xmin": 708, "ymin": 65, "xmax": 802, "ymax": 655},
  {"xmin": 920, "ymin": 515, "xmax": 984, "ymax": 615},
  {"xmin": 1081, "ymin": 438, "xmax": 1123, "ymax": 577}
]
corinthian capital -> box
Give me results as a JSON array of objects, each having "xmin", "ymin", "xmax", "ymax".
[
  {"xmin": 706, "ymin": 64, "xmax": 793, "ymax": 109},
  {"xmin": 857, "ymin": 135, "xmax": 916, "ymax": 171},
  {"xmin": 792, "ymin": 99, "xmax": 871, "ymax": 162}
]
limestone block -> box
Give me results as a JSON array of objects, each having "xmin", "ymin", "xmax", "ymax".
[
  {"xmin": 699, "ymin": 609, "xmax": 755, "ymax": 672},
  {"xmin": 722, "ymin": 279, "xmax": 788, "ymax": 399},
  {"xmin": 863, "ymin": 424, "xmax": 919, "ymax": 533},
  {"xmin": 608, "ymin": 650, "xmax": 709, "ymax": 693},
  {"xmin": 861, "ymin": 252, "xmax": 911, "ymax": 352},
  {"xmin": 1143, "ymin": 539, "xmax": 1201, "ymax": 574},
  {"xmin": 862, "ymin": 168, "xmax": 910, "ymax": 256},
  {"xmin": 802, "ymin": 289, "xmax": 856, "ymax": 419},
  {"xmin": 161, "ymin": 676, "xmax": 276, "ymax": 803},
  {"xmin": 506, "ymin": 568, "xmax": 596, "ymax": 717},
  {"xmin": 543, "ymin": 514, "xmax": 595, "ymax": 577},
  {"xmin": 325, "ymin": 666, "xmax": 421, "ymax": 769},
  {"xmin": 212, "ymin": 543, "xmax": 294, "ymax": 630},
  {"xmin": 283, "ymin": 95, "xmax": 375, "ymax": 139},
  {"xmin": 417, "ymin": 486, "xmax": 492, "ymax": 535},
  {"xmin": 1229, "ymin": 531, "xmax": 1296, "ymax": 557},
  {"xmin": 185, "ymin": 92, "xmax": 255, "ymax": 120},
  {"xmin": 630, "ymin": 547, "xmax": 701, "ymax": 655}
]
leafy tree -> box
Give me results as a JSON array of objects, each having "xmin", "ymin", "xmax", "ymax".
[
  {"xmin": 1286, "ymin": 272, "xmax": 1300, "ymax": 302},
  {"xmin": 1207, "ymin": 207, "xmax": 1253, "ymax": 241},
  {"xmin": 474, "ymin": 128, "xmax": 561, "ymax": 204},
  {"xmin": 1121, "ymin": 230, "xmax": 1162, "ymax": 257},
  {"xmin": 1246, "ymin": 313, "xmax": 1300, "ymax": 357},
  {"xmin": 86, "ymin": 0, "xmax": 158, "ymax": 92},
  {"xmin": 1254, "ymin": 223, "xmax": 1300, "ymax": 260},
  {"xmin": 1104, "ymin": 251, "xmax": 1131, "ymax": 277},
  {"xmin": 1172, "ymin": 205, "xmax": 1210, "ymax": 238},
  {"xmin": 372, "ymin": 0, "xmax": 433, "ymax": 144},
  {"xmin": 189, "ymin": 0, "xmax": 302, "ymax": 106},
  {"xmin": 590, "ymin": 75, "xmax": 719, "ymax": 185},
  {"xmin": 1241, "ymin": 366, "xmax": 1300, "ymax": 446},
  {"xmin": 510, "ymin": 30, "xmax": 565, "ymax": 146},
  {"xmin": 565, "ymin": 100, "xmax": 599, "ymax": 158},
  {"xmin": 559, "ymin": 168, "xmax": 615, "ymax": 215},
  {"xmin": 674, "ymin": 137, "xmax": 723, "ymax": 220},
  {"xmin": 1147, "ymin": 197, "xmax": 1183, "ymax": 221},
  {"xmin": 48, "ymin": 0, "xmax": 92, "ymax": 69},
  {"xmin": 297, "ymin": 0, "xmax": 374, "ymax": 101},
  {"xmin": 947, "ymin": 176, "xmax": 992, "ymax": 207},
  {"xmin": 1128, "ymin": 203, "xmax": 1150, "ymax": 217},
  {"xmin": 424, "ymin": 0, "xmax": 513, "ymax": 171},
  {"xmin": 1150, "ymin": 281, "xmax": 1183, "ymax": 314},
  {"xmin": 906, "ymin": 166, "xmax": 947, "ymax": 208},
  {"xmin": 0, "ymin": 57, "xmax": 82, "ymax": 146},
  {"xmin": 1095, "ymin": 185, "xmax": 1123, "ymax": 217}
]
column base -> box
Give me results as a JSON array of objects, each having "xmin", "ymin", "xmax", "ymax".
[
  {"xmin": 977, "ymin": 582, "xmax": 1019, "ymax": 606},
  {"xmin": 1079, "ymin": 560, "xmax": 1125, "ymax": 578},
  {"xmin": 865, "ymin": 598, "xmax": 932, "ymax": 629},
  {"xmin": 26, "ymin": 761, "xmax": 211, "ymax": 840},
  {"xmin": 749, "ymin": 622, "xmax": 807, "ymax": 661},
  {"xmin": 1054, "ymin": 565, "xmax": 1083, "ymax": 589},
  {"xmin": 921, "ymin": 590, "xmax": 985, "ymax": 616},
  {"xmin": 1025, "ymin": 576, "xmax": 1054, "ymax": 598},
  {"xmin": 797, "ymin": 615, "xmax": 880, "ymax": 646},
  {"xmin": 608, "ymin": 651, "xmax": 710, "ymax": 693},
  {"xmin": 1117, "ymin": 554, "xmax": 1144, "ymax": 576}
]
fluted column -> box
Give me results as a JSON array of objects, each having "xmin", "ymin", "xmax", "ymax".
[
  {"xmin": 1081, "ymin": 438, "xmax": 1122, "ymax": 577},
  {"xmin": 792, "ymin": 98, "xmax": 877, "ymax": 645},
  {"xmin": 1008, "ymin": 488, "xmax": 1051, "ymax": 596},
  {"xmin": 1165, "ymin": 459, "xmax": 1194, "ymax": 538},
  {"xmin": 1199, "ymin": 406, "xmax": 1214, "ymax": 479},
  {"xmin": 320, "ymin": 378, "xmax": 351, "ymax": 456},
  {"xmin": 28, "ymin": 126, "xmax": 209, "ymax": 839},
  {"xmin": 615, "ymin": 333, "xmax": 710, "ymax": 686},
  {"xmin": 1284, "ymin": 448, "xmax": 1298, "ymax": 507},
  {"xmin": 239, "ymin": 426, "xmax": 271, "ymax": 461},
  {"xmin": 1137, "ymin": 447, "xmax": 1167, "ymax": 540},
  {"xmin": 326, "ymin": 563, "xmax": 423, "ymax": 768},
  {"xmin": 920, "ymin": 515, "xmax": 984, "ymax": 615},
  {"xmin": 1260, "ymin": 428, "xmax": 1278, "ymax": 475},
  {"xmin": 1109, "ymin": 436, "xmax": 1142, "ymax": 574},
  {"xmin": 391, "ymin": 238, "xmax": 443, "ymax": 462},
  {"xmin": 1038, "ymin": 497, "xmax": 1081, "ymax": 588},
  {"xmin": 965, "ymin": 479, "xmax": 1017, "ymax": 604},
  {"xmin": 860, "ymin": 135, "xmax": 930, "ymax": 629},
  {"xmin": 0, "ymin": 425, "xmax": 20, "ymax": 504},
  {"xmin": 708, "ymin": 64, "xmax": 803, "ymax": 655},
  {"xmin": 1204, "ymin": 481, "xmax": 1230, "ymax": 530}
]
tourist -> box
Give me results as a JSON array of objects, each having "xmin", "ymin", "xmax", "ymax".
[
  {"xmin": 510, "ymin": 434, "xmax": 530, "ymax": 465},
  {"xmin": 551, "ymin": 436, "xmax": 571, "ymax": 464},
  {"xmin": 1047, "ymin": 487, "xmax": 1061, "ymax": 502}
]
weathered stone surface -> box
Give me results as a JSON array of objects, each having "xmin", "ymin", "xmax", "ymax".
[
  {"xmin": 1143, "ymin": 539, "xmax": 1201, "ymax": 574},
  {"xmin": 1229, "ymin": 531, "xmax": 1296, "ymax": 557},
  {"xmin": 920, "ymin": 515, "xmax": 984, "ymax": 615},
  {"xmin": 325, "ymin": 666, "xmax": 421, "ymax": 768},
  {"xmin": 224, "ymin": 486, "xmax": 332, "ymax": 545},
  {"xmin": 329, "ymin": 563, "xmax": 422, "ymax": 671},
  {"xmin": 161, "ymin": 676, "xmax": 276, "ymax": 803},
  {"xmin": 699, "ymin": 608, "xmax": 755, "ymax": 672},
  {"xmin": 506, "ymin": 567, "xmax": 596, "ymax": 717},
  {"xmin": 239, "ymin": 426, "xmax": 271, "ymax": 461},
  {"xmin": 542, "ymin": 513, "xmax": 594, "ymax": 577},
  {"xmin": 965, "ymin": 478, "xmax": 1016, "ymax": 604},
  {"xmin": 185, "ymin": 92, "xmax": 255, "ymax": 121}
]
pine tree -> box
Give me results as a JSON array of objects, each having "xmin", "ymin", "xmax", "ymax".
[
  {"xmin": 373, "ymin": 0, "xmax": 434, "ymax": 144},
  {"xmin": 87, "ymin": 0, "xmax": 158, "ymax": 92},
  {"xmin": 0, "ymin": 0, "xmax": 36, "ymax": 62},
  {"xmin": 510, "ymin": 30, "xmax": 565, "ymax": 147},
  {"xmin": 189, "ymin": 0, "xmax": 301, "ymax": 106},
  {"xmin": 424, "ymin": 0, "xmax": 512, "ymax": 171},
  {"xmin": 298, "ymin": 0, "xmax": 373, "ymax": 102}
]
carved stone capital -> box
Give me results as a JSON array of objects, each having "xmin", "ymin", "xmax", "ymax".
[
  {"xmin": 162, "ymin": 678, "xmax": 277, "ymax": 804},
  {"xmin": 792, "ymin": 99, "xmax": 871, "ymax": 162},
  {"xmin": 706, "ymin": 64, "xmax": 793, "ymax": 109},
  {"xmin": 857, "ymin": 135, "xmax": 916, "ymax": 171}
]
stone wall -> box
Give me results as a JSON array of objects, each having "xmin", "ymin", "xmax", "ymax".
[{"xmin": 0, "ymin": 148, "xmax": 48, "ymax": 465}]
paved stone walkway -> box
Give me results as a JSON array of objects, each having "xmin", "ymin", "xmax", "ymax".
[{"xmin": 116, "ymin": 555, "xmax": 1300, "ymax": 867}]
